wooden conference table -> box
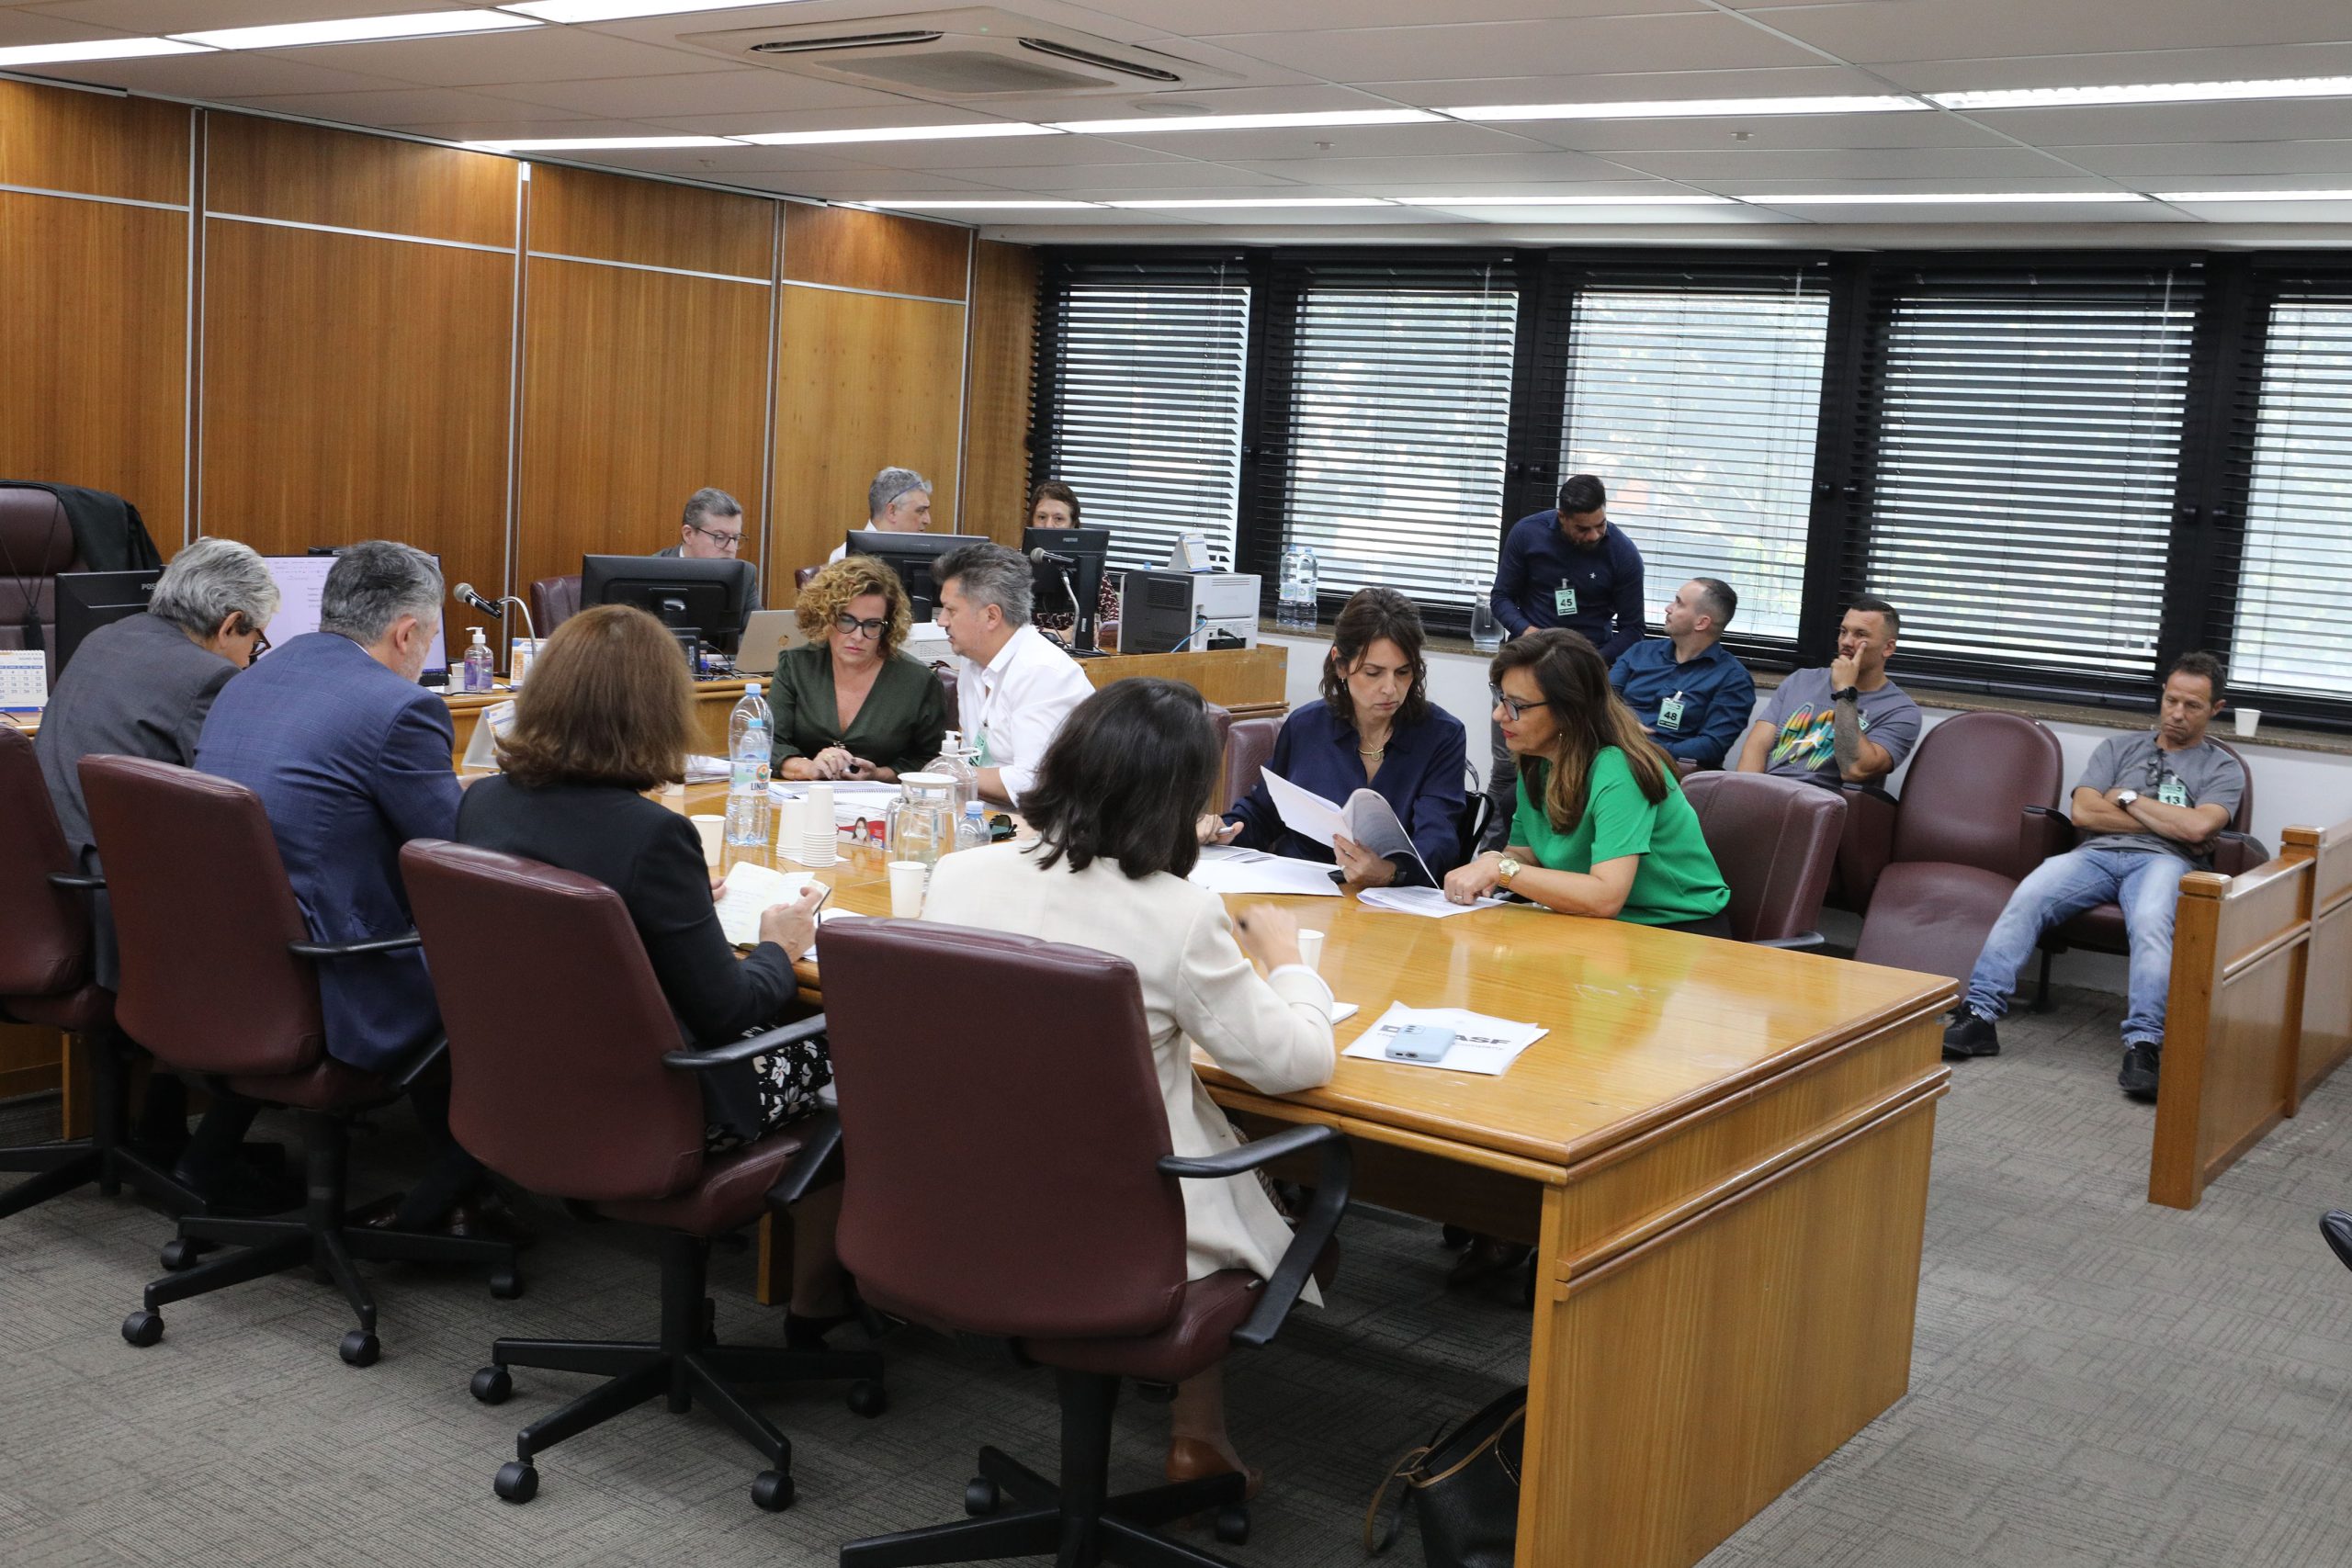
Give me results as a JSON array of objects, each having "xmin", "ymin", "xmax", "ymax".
[{"xmin": 692, "ymin": 785, "xmax": 1955, "ymax": 1568}]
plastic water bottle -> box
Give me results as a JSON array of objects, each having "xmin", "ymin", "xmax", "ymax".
[
  {"xmin": 956, "ymin": 801, "xmax": 989, "ymax": 852},
  {"xmin": 1277, "ymin": 544, "xmax": 1318, "ymax": 631},
  {"xmin": 926, "ymin": 728, "xmax": 979, "ymax": 814},
  {"xmin": 462, "ymin": 626, "xmax": 494, "ymax": 693},
  {"xmin": 724, "ymin": 682, "xmax": 773, "ymax": 848}
]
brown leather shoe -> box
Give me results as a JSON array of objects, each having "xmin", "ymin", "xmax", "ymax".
[
  {"xmin": 1445, "ymin": 1235, "xmax": 1532, "ymax": 1289},
  {"xmin": 1165, "ymin": 1438, "xmax": 1262, "ymax": 1502}
]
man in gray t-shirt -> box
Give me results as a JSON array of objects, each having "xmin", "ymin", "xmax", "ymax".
[
  {"xmin": 1738, "ymin": 595, "xmax": 1920, "ymax": 786},
  {"xmin": 1944, "ymin": 654, "xmax": 2245, "ymax": 1105}
]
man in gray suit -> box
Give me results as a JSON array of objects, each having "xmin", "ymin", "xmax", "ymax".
[{"xmin": 34, "ymin": 536, "xmax": 283, "ymax": 1204}]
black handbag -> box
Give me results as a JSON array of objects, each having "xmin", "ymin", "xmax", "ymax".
[{"xmin": 1363, "ymin": 1385, "xmax": 1527, "ymax": 1568}]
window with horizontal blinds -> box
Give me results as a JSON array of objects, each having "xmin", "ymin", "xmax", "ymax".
[
  {"xmin": 1266, "ymin": 264, "xmax": 1520, "ymax": 617},
  {"xmin": 2229, "ymin": 283, "xmax": 2352, "ymax": 703},
  {"xmin": 1031, "ymin": 261, "xmax": 1250, "ymax": 572},
  {"xmin": 1554, "ymin": 265, "xmax": 1830, "ymax": 644},
  {"xmin": 1844, "ymin": 265, "xmax": 2201, "ymax": 687}
]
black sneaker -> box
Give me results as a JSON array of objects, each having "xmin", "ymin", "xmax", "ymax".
[
  {"xmin": 1942, "ymin": 1008, "xmax": 2001, "ymax": 1059},
  {"xmin": 2119, "ymin": 1041, "xmax": 2163, "ymax": 1101},
  {"xmin": 2322, "ymin": 1211, "xmax": 2352, "ymax": 1276}
]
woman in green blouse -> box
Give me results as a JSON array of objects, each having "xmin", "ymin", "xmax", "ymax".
[
  {"xmin": 1443, "ymin": 627, "xmax": 1730, "ymax": 934},
  {"xmin": 770, "ymin": 555, "xmax": 952, "ymax": 782}
]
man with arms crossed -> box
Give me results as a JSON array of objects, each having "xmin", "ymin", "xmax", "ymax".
[
  {"xmin": 1736, "ymin": 594, "xmax": 1920, "ymax": 788},
  {"xmin": 933, "ymin": 541, "xmax": 1092, "ymax": 808},
  {"xmin": 1943, "ymin": 653, "xmax": 2243, "ymax": 1101},
  {"xmin": 828, "ymin": 467, "xmax": 931, "ymax": 562},
  {"xmin": 1609, "ymin": 576, "xmax": 1757, "ymax": 770},
  {"xmin": 658, "ymin": 487, "xmax": 745, "ymax": 560},
  {"xmin": 1479, "ymin": 472, "xmax": 1645, "ymax": 843}
]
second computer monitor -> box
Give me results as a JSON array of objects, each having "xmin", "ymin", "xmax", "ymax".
[
  {"xmin": 1023, "ymin": 525, "xmax": 1112, "ymax": 654},
  {"xmin": 581, "ymin": 554, "xmax": 757, "ymax": 653},
  {"xmin": 259, "ymin": 554, "xmax": 450, "ymax": 683},
  {"xmin": 845, "ymin": 531, "xmax": 989, "ymax": 622},
  {"xmin": 54, "ymin": 569, "xmax": 164, "ymax": 678}
]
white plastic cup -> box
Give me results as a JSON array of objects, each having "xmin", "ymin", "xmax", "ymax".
[
  {"xmin": 2233, "ymin": 707, "xmax": 2262, "ymax": 739},
  {"xmin": 775, "ymin": 795, "xmax": 805, "ymax": 857},
  {"xmin": 689, "ymin": 814, "xmax": 724, "ymax": 867},
  {"xmin": 888, "ymin": 860, "xmax": 929, "ymax": 919},
  {"xmin": 1296, "ymin": 928, "xmax": 1326, "ymax": 975}
]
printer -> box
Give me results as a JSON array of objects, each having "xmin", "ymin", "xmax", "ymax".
[{"xmin": 1115, "ymin": 570, "xmax": 1261, "ymax": 655}]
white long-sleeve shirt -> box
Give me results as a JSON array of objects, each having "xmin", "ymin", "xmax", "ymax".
[{"xmin": 957, "ymin": 623, "xmax": 1095, "ymax": 805}]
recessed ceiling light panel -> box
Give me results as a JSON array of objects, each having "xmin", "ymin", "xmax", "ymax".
[
  {"xmin": 2154, "ymin": 188, "xmax": 2352, "ymax": 202},
  {"xmin": 736, "ymin": 122, "xmax": 1057, "ymax": 145},
  {"xmin": 0, "ymin": 38, "xmax": 215, "ymax": 65},
  {"xmin": 1444, "ymin": 95, "xmax": 1925, "ymax": 121},
  {"xmin": 1054, "ymin": 109, "xmax": 1440, "ymax": 134},
  {"xmin": 1745, "ymin": 191, "xmax": 2147, "ymax": 204},
  {"xmin": 1933, "ymin": 77, "xmax": 2352, "ymax": 110},
  {"xmin": 462, "ymin": 135, "xmax": 743, "ymax": 152}
]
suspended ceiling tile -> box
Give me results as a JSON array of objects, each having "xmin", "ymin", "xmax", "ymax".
[
  {"xmin": 756, "ymin": 168, "xmax": 1007, "ymax": 197},
  {"xmin": 1745, "ymin": 0, "xmax": 2352, "ymax": 63},
  {"xmin": 1408, "ymin": 200, "xmax": 1793, "ymax": 223},
  {"xmin": 17, "ymin": 0, "xmax": 473, "ymax": 26},
  {"xmin": 1503, "ymin": 110, "xmax": 2014, "ymax": 153},
  {"xmin": 1218, "ymin": 150, "xmax": 1648, "ymax": 185},
  {"xmin": 489, "ymin": 68, "xmax": 909, "ymax": 119},
  {"xmin": 276, "ymin": 27, "xmax": 719, "ymax": 88},
  {"xmin": 222, "ymin": 85, "xmax": 597, "ymax": 126},
  {"xmin": 1961, "ymin": 100, "xmax": 2352, "ymax": 147},
  {"xmin": 944, "ymin": 83, "xmax": 1408, "ymax": 124},
  {"xmin": 950, "ymin": 159, "xmax": 1286, "ymax": 192},
  {"xmin": 1066, "ymin": 122, "xmax": 1546, "ymax": 161},
  {"xmin": 1069, "ymin": 0, "xmax": 1706, "ymax": 30},
  {"xmin": 17, "ymin": 51, "xmax": 422, "ymax": 96},
  {"xmin": 2052, "ymin": 141, "xmax": 2352, "ymax": 179},
  {"xmin": 2155, "ymin": 196, "xmax": 2352, "ymax": 220},
  {"xmin": 1196, "ymin": 14, "xmax": 1819, "ymax": 83},
  {"xmin": 1359, "ymin": 64, "xmax": 1893, "ymax": 105},
  {"xmin": 1600, "ymin": 144, "xmax": 2080, "ymax": 181},
  {"xmin": 1872, "ymin": 41, "xmax": 2352, "ymax": 95},
  {"xmin": 0, "ymin": 11, "xmax": 130, "ymax": 45}
]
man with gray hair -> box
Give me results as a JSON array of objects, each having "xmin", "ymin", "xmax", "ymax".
[
  {"xmin": 659, "ymin": 487, "xmax": 744, "ymax": 561},
  {"xmin": 828, "ymin": 466, "xmax": 931, "ymax": 563},
  {"xmin": 198, "ymin": 541, "xmax": 498, "ymax": 1235},
  {"xmin": 33, "ymin": 536, "xmax": 286, "ymax": 1207},
  {"xmin": 933, "ymin": 540, "xmax": 1091, "ymax": 806}
]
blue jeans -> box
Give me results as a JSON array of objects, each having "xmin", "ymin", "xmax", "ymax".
[{"xmin": 1963, "ymin": 847, "xmax": 2188, "ymax": 1044}]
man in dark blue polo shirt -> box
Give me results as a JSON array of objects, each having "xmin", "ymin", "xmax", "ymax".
[
  {"xmin": 1478, "ymin": 473, "xmax": 1645, "ymax": 844},
  {"xmin": 1609, "ymin": 577, "xmax": 1757, "ymax": 770}
]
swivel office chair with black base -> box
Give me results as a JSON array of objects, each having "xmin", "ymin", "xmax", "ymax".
[
  {"xmin": 817, "ymin": 919, "xmax": 1351, "ymax": 1568},
  {"xmin": 401, "ymin": 840, "xmax": 886, "ymax": 1511},
  {"xmin": 0, "ymin": 728, "xmax": 204, "ymax": 1223},
  {"xmin": 80, "ymin": 756, "xmax": 516, "ymax": 1365}
]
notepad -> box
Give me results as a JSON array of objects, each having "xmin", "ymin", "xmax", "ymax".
[{"xmin": 714, "ymin": 862, "xmax": 816, "ymax": 947}]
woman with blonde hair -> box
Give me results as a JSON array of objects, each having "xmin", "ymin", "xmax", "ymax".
[
  {"xmin": 771, "ymin": 554, "xmax": 951, "ymax": 782},
  {"xmin": 457, "ymin": 604, "xmax": 853, "ymax": 1343}
]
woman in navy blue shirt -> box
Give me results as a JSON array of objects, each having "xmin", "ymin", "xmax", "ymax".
[{"xmin": 1214, "ymin": 587, "xmax": 1467, "ymax": 887}]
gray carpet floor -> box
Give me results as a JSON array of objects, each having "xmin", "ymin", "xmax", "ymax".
[{"xmin": 3, "ymin": 984, "xmax": 2349, "ymax": 1568}]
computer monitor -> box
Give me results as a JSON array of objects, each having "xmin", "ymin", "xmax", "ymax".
[
  {"xmin": 257, "ymin": 554, "xmax": 450, "ymax": 684},
  {"xmin": 54, "ymin": 569, "xmax": 164, "ymax": 677},
  {"xmin": 1023, "ymin": 525, "xmax": 1113, "ymax": 656},
  {"xmin": 581, "ymin": 554, "xmax": 757, "ymax": 653},
  {"xmin": 846, "ymin": 531, "xmax": 989, "ymax": 622}
]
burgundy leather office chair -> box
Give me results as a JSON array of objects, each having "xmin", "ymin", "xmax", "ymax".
[
  {"xmin": 401, "ymin": 840, "xmax": 884, "ymax": 1511},
  {"xmin": 0, "ymin": 730, "xmax": 202, "ymax": 1221},
  {"xmin": 794, "ymin": 564, "xmax": 823, "ymax": 592},
  {"xmin": 1848, "ymin": 712, "xmax": 2068, "ymax": 981},
  {"xmin": 81, "ymin": 756, "xmax": 514, "ymax": 1365},
  {"xmin": 527, "ymin": 574, "xmax": 581, "ymax": 636},
  {"xmin": 1221, "ymin": 716, "xmax": 1278, "ymax": 811},
  {"xmin": 819, "ymin": 919, "xmax": 1351, "ymax": 1568},
  {"xmin": 1681, "ymin": 771, "xmax": 1848, "ymax": 947},
  {"xmin": 2028, "ymin": 739, "xmax": 2265, "ymax": 1008},
  {"xmin": 0, "ymin": 490, "xmax": 82, "ymax": 682}
]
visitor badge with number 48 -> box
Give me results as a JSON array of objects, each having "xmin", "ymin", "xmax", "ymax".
[{"xmin": 1657, "ymin": 694, "xmax": 1686, "ymax": 731}]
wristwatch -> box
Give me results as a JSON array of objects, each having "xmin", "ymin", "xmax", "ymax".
[
  {"xmin": 1832, "ymin": 685, "xmax": 1860, "ymax": 704},
  {"xmin": 2115, "ymin": 789, "xmax": 2141, "ymax": 809},
  {"xmin": 1495, "ymin": 855, "xmax": 1523, "ymax": 888}
]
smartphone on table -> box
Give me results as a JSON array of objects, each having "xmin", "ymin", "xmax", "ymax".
[{"xmin": 1384, "ymin": 1025, "xmax": 1456, "ymax": 1065}]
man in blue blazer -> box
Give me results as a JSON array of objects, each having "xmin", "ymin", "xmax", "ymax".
[{"xmin": 197, "ymin": 540, "xmax": 486, "ymax": 1230}]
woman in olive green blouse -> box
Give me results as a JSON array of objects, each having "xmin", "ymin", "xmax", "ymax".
[{"xmin": 770, "ymin": 555, "xmax": 952, "ymax": 782}]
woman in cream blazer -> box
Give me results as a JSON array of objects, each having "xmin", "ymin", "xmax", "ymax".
[{"xmin": 920, "ymin": 677, "xmax": 1335, "ymax": 1496}]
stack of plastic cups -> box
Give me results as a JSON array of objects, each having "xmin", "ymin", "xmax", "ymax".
[{"xmin": 801, "ymin": 783, "xmax": 837, "ymax": 868}]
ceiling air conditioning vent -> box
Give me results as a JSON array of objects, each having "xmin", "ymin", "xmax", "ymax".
[{"xmin": 687, "ymin": 6, "xmax": 1239, "ymax": 98}]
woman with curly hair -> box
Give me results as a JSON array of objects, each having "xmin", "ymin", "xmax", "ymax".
[{"xmin": 771, "ymin": 554, "xmax": 953, "ymax": 782}]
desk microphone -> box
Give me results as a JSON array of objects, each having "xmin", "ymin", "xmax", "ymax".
[
  {"xmin": 1027, "ymin": 546, "xmax": 1079, "ymax": 570},
  {"xmin": 454, "ymin": 582, "xmax": 506, "ymax": 620}
]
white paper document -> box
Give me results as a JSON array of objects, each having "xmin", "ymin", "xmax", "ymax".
[
  {"xmin": 1260, "ymin": 769, "xmax": 1430, "ymax": 884},
  {"xmin": 1356, "ymin": 886, "xmax": 1505, "ymax": 919},
  {"xmin": 800, "ymin": 907, "xmax": 861, "ymax": 960},
  {"xmin": 684, "ymin": 753, "xmax": 730, "ymax": 784},
  {"xmin": 1189, "ymin": 844, "xmax": 1342, "ymax": 897},
  {"xmin": 1342, "ymin": 1004, "xmax": 1548, "ymax": 1077},
  {"xmin": 460, "ymin": 701, "xmax": 518, "ymax": 771},
  {"xmin": 714, "ymin": 863, "xmax": 816, "ymax": 947}
]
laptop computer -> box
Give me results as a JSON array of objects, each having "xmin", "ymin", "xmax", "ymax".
[{"xmin": 733, "ymin": 608, "xmax": 807, "ymax": 676}]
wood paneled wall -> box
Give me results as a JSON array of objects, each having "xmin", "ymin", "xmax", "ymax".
[
  {"xmin": 516, "ymin": 166, "xmax": 775, "ymax": 600},
  {"xmin": 0, "ymin": 76, "xmax": 1036, "ymax": 633},
  {"xmin": 0, "ymin": 85, "xmax": 190, "ymax": 539},
  {"xmin": 961, "ymin": 239, "xmax": 1041, "ymax": 545}
]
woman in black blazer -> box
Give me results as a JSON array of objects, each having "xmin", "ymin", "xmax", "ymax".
[{"xmin": 456, "ymin": 604, "xmax": 848, "ymax": 1343}]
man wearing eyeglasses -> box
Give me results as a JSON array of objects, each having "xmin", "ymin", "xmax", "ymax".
[
  {"xmin": 658, "ymin": 487, "xmax": 745, "ymax": 560},
  {"xmin": 1942, "ymin": 652, "xmax": 2244, "ymax": 1103}
]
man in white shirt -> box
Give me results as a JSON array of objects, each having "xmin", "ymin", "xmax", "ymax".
[
  {"xmin": 826, "ymin": 466, "xmax": 931, "ymax": 563},
  {"xmin": 933, "ymin": 541, "xmax": 1093, "ymax": 806}
]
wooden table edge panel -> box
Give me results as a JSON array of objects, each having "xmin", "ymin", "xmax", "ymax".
[{"xmin": 1204, "ymin": 1089, "xmax": 1571, "ymax": 1187}]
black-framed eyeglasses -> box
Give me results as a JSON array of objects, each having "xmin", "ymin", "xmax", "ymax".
[
  {"xmin": 248, "ymin": 626, "xmax": 272, "ymax": 658},
  {"xmin": 834, "ymin": 613, "xmax": 889, "ymax": 639},
  {"xmin": 1490, "ymin": 684, "xmax": 1541, "ymax": 721},
  {"xmin": 691, "ymin": 523, "xmax": 745, "ymax": 549}
]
